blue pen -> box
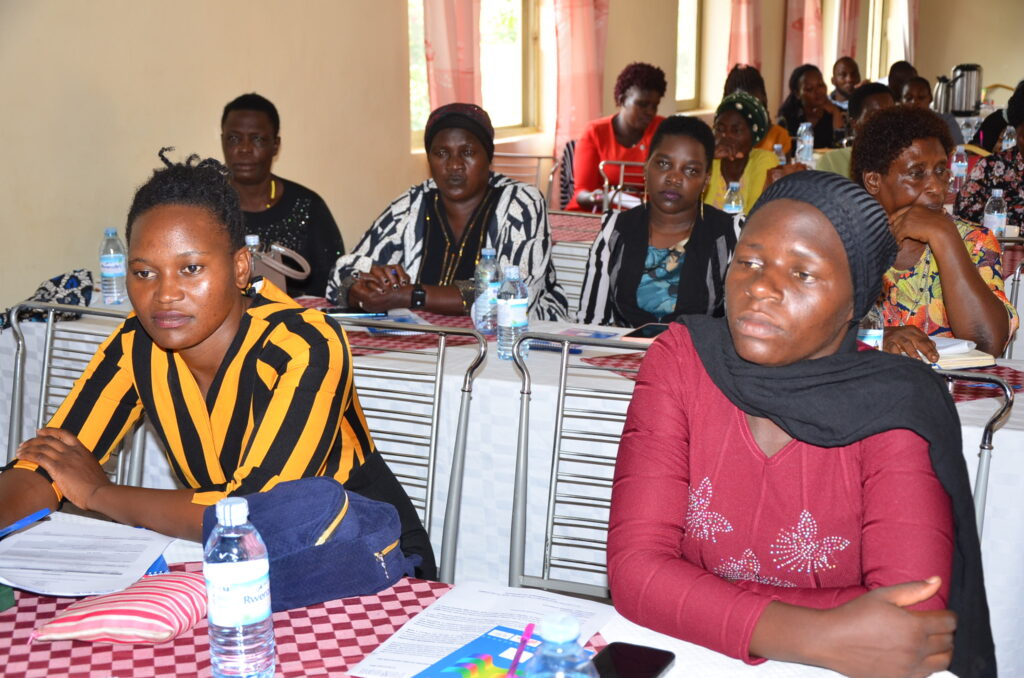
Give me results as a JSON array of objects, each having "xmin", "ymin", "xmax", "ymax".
[{"xmin": 0, "ymin": 508, "xmax": 52, "ymax": 539}]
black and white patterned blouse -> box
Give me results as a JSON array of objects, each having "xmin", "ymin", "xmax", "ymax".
[{"xmin": 327, "ymin": 173, "xmax": 569, "ymax": 320}]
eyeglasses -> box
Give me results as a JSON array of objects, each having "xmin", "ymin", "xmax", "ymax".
[{"xmin": 900, "ymin": 165, "xmax": 952, "ymax": 186}]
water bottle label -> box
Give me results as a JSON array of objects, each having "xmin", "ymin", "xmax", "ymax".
[
  {"xmin": 983, "ymin": 212, "xmax": 1007, "ymax": 237},
  {"xmin": 857, "ymin": 328, "xmax": 884, "ymax": 350},
  {"xmin": 497, "ymin": 297, "xmax": 528, "ymax": 328},
  {"xmin": 204, "ymin": 560, "xmax": 272, "ymax": 627},
  {"xmin": 723, "ymin": 204, "xmax": 743, "ymax": 215},
  {"xmin": 99, "ymin": 254, "xmax": 126, "ymax": 278},
  {"xmin": 487, "ymin": 280, "xmax": 500, "ymax": 306}
]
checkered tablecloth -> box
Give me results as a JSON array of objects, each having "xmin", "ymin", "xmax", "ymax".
[
  {"xmin": 580, "ymin": 351, "xmax": 646, "ymax": 380},
  {"xmin": 583, "ymin": 355, "xmax": 1024, "ymax": 405},
  {"xmin": 0, "ymin": 562, "xmax": 453, "ymax": 678},
  {"xmin": 949, "ymin": 364, "xmax": 1024, "ymax": 403},
  {"xmin": 549, "ymin": 212, "xmax": 602, "ymax": 243}
]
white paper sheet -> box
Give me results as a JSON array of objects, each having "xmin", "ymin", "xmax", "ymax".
[
  {"xmin": 599, "ymin": 612, "xmax": 956, "ymax": 678},
  {"xmin": 0, "ymin": 513, "xmax": 173, "ymax": 596},
  {"xmin": 351, "ymin": 581, "xmax": 614, "ymax": 678}
]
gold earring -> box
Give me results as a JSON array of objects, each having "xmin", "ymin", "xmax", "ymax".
[{"xmin": 700, "ymin": 200, "xmax": 704, "ymax": 220}]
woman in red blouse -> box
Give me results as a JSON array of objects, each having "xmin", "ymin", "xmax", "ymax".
[
  {"xmin": 607, "ymin": 171, "xmax": 993, "ymax": 677},
  {"xmin": 566, "ymin": 62, "xmax": 666, "ymax": 212}
]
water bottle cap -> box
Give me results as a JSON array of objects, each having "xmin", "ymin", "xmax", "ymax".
[
  {"xmin": 773, "ymin": 144, "xmax": 783, "ymax": 151},
  {"xmin": 728, "ymin": 182, "xmax": 741, "ymax": 190},
  {"xmin": 245, "ymin": 234, "xmax": 260, "ymax": 247},
  {"xmin": 992, "ymin": 189, "xmax": 1004, "ymax": 198},
  {"xmin": 104, "ymin": 228, "xmax": 117, "ymax": 237},
  {"xmin": 538, "ymin": 614, "xmax": 580, "ymax": 644},
  {"xmin": 956, "ymin": 144, "xmax": 964, "ymax": 152},
  {"xmin": 481, "ymin": 247, "xmax": 496, "ymax": 257},
  {"xmin": 503, "ymin": 265, "xmax": 520, "ymax": 280},
  {"xmin": 215, "ymin": 497, "xmax": 250, "ymax": 526}
]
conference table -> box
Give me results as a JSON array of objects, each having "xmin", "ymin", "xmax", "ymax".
[{"xmin": 1, "ymin": 308, "xmax": 1022, "ymax": 675}]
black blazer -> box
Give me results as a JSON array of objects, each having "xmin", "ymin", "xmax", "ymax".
[{"xmin": 577, "ymin": 204, "xmax": 737, "ymax": 327}]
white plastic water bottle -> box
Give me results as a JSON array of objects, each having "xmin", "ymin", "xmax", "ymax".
[
  {"xmin": 496, "ymin": 265, "xmax": 529, "ymax": 361},
  {"xmin": 99, "ymin": 228, "xmax": 128, "ymax": 305},
  {"xmin": 204, "ymin": 497, "xmax": 276, "ymax": 678},
  {"xmin": 796, "ymin": 122, "xmax": 815, "ymax": 167},
  {"xmin": 951, "ymin": 145, "xmax": 968, "ymax": 196},
  {"xmin": 1002, "ymin": 125, "xmax": 1017, "ymax": 152},
  {"xmin": 525, "ymin": 614, "xmax": 598, "ymax": 678},
  {"xmin": 857, "ymin": 305, "xmax": 885, "ymax": 349},
  {"xmin": 773, "ymin": 143, "xmax": 786, "ymax": 166},
  {"xmin": 472, "ymin": 248, "xmax": 500, "ymax": 335},
  {"xmin": 983, "ymin": 189, "xmax": 1007, "ymax": 237},
  {"xmin": 722, "ymin": 182, "xmax": 744, "ymax": 216}
]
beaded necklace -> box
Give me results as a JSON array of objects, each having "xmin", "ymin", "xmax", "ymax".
[{"xmin": 419, "ymin": 187, "xmax": 494, "ymax": 285}]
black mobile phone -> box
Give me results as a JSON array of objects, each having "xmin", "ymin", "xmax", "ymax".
[
  {"xmin": 592, "ymin": 641, "xmax": 675, "ymax": 678},
  {"xmin": 622, "ymin": 323, "xmax": 670, "ymax": 340}
]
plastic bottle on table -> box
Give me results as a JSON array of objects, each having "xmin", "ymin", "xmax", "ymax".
[
  {"xmin": 204, "ymin": 497, "xmax": 276, "ymax": 678},
  {"xmin": 857, "ymin": 304, "xmax": 885, "ymax": 350},
  {"xmin": 950, "ymin": 145, "xmax": 968, "ymax": 196},
  {"xmin": 99, "ymin": 228, "xmax": 128, "ymax": 305},
  {"xmin": 525, "ymin": 614, "xmax": 598, "ymax": 678},
  {"xmin": 1002, "ymin": 125, "xmax": 1017, "ymax": 153},
  {"xmin": 472, "ymin": 247, "xmax": 500, "ymax": 336},
  {"xmin": 496, "ymin": 265, "xmax": 529, "ymax": 361},
  {"xmin": 795, "ymin": 121, "xmax": 815, "ymax": 167},
  {"xmin": 722, "ymin": 182, "xmax": 744, "ymax": 216},
  {"xmin": 773, "ymin": 143, "xmax": 786, "ymax": 166},
  {"xmin": 983, "ymin": 189, "xmax": 1007, "ymax": 238}
]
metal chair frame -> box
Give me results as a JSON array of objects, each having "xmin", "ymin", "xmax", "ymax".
[
  {"xmin": 1004, "ymin": 261, "xmax": 1023, "ymax": 359},
  {"xmin": 508, "ymin": 331, "xmax": 646, "ymax": 599},
  {"xmin": 491, "ymin": 152, "xmax": 560, "ymax": 206},
  {"xmin": 934, "ymin": 369, "xmax": 1015, "ymax": 536},
  {"xmin": 330, "ymin": 317, "xmax": 486, "ymax": 584},
  {"xmin": 6, "ymin": 301, "xmax": 147, "ymax": 486},
  {"xmin": 598, "ymin": 160, "xmax": 645, "ymax": 212},
  {"xmin": 548, "ymin": 210, "xmax": 603, "ymax": 316}
]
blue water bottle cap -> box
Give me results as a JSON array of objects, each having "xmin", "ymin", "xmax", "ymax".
[
  {"xmin": 503, "ymin": 265, "xmax": 521, "ymax": 280},
  {"xmin": 104, "ymin": 227, "xmax": 117, "ymax": 237},
  {"xmin": 481, "ymin": 247, "xmax": 496, "ymax": 257}
]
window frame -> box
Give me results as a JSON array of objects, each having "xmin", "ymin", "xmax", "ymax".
[
  {"xmin": 674, "ymin": 0, "xmax": 703, "ymax": 112},
  {"xmin": 408, "ymin": 0, "xmax": 540, "ymax": 150}
]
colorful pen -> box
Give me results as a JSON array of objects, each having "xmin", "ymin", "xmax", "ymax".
[{"xmin": 506, "ymin": 623, "xmax": 535, "ymax": 677}]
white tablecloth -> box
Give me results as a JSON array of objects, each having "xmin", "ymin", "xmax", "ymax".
[{"xmin": 2, "ymin": 317, "xmax": 1020, "ymax": 675}]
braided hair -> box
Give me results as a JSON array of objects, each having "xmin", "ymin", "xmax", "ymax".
[{"xmin": 126, "ymin": 147, "xmax": 245, "ymax": 250}]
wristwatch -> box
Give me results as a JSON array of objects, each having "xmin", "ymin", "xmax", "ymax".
[{"xmin": 410, "ymin": 283, "xmax": 427, "ymax": 309}]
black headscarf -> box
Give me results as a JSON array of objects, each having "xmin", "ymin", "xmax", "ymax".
[{"xmin": 680, "ymin": 171, "xmax": 995, "ymax": 678}]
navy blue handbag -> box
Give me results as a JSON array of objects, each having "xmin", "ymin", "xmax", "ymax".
[{"xmin": 201, "ymin": 477, "xmax": 420, "ymax": 612}]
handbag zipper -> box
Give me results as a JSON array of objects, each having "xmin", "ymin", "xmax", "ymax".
[{"xmin": 374, "ymin": 539, "xmax": 400, "ymax": 579}]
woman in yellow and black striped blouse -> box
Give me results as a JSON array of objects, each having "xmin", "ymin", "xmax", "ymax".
[{"xmin": 1, "ymin": 151, "xmax": 434, "ymax": 577}]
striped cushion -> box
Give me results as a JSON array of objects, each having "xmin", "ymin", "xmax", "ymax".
[{"xmin": 32, "ymin": 572, "xmax": 206, "ymax": 644}]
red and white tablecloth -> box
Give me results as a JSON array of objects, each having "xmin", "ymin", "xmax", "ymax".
[
  {"xmin": 582, "ymin": 353, "xmax": 1024, "ymax": 405},
  {"xmin": 549, "ymin": 212, "xmax": 602, "ymax": 244},
  {"xmin": 0, "ymin": 562, "xmax": 453, "ymax": 678}
]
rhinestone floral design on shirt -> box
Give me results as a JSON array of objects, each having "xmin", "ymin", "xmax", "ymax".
[
  {"xmin": 715, "ymin": 549, "xmax": 796, "ymax": 587},
  {"xmin": 686, "ymin": 477, "xmax": 733, "ymax": 543},
  {"xmin": 770, "ymin": 510, "xmax": 850, "ymax": 574}
]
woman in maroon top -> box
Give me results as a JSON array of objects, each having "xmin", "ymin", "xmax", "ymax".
[{"xmin": 607, "ymin": 171, "xmax": 993, "ymax": 677}]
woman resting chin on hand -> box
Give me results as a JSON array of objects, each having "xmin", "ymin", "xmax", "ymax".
[{"xmin": 607, "ymin": 171, "xmax": 994, "ymax": 677}]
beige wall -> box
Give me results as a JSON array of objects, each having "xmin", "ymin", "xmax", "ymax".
[
  {"xmin": 917, "ymin": 0, "xmax": 1024, "ymax": 107},
  {"xmin": 0, "ymin": 0, "xmax": 426, "ymax": 307},
  {"xmin": 2, "ymin": 0, "xmax": 1017, "ymax": 307}
]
